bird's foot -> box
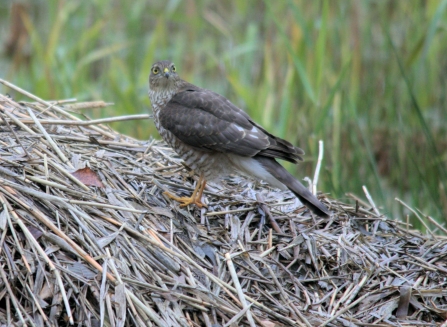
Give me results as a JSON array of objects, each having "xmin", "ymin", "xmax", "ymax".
[
  {"xmin": 163, "ymin": 173, "xmax": 208, "ymax": 208},
  {"xmin": 163, "ymin": 191, "xmax": 207, "ymax": 208}
]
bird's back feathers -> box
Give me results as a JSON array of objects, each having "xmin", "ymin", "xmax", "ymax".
[{"xmin": 159, "ymin": 85, "xmax": 303, "ymax": 163}]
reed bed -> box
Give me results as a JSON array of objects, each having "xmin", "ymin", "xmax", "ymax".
[{"xmin": 0, "ymin": 80, "xmax": 446, "ymax": 326}]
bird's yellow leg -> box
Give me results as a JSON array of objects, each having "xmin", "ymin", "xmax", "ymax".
[
  {"xmin": 163, "ymin": 174, "xmax": 207, "ymax": 208},
  {"xmin": 196, "ymin": 179, "xmax": 207, "ymax": 204}
]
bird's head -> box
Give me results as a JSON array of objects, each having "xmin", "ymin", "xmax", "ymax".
[{"xmin": 149, "ymin": 60, "xmax": 179, "ymax": 91}]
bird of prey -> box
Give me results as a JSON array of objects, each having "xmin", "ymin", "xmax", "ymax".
[{"xmin": 148, "ymin": 60, "xmax": 330, "ymax": 217}]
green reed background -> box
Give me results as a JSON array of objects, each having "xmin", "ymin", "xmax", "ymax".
[{"xmin": 1, "ymin": 1, "xmax": 446, "ymax": 228}]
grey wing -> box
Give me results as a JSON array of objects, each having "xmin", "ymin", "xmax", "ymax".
[{"xmin": 159, "ymin": 88, "xmax": 303, "ymax": 163}]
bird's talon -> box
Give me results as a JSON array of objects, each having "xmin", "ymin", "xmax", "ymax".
[
  {"xmin": 163, "ymin": 191, "xmax": 207, "ymax": 208},
  {"xmin": 179, "ymin": 199, "xmax": 207, "ymax": 208}
]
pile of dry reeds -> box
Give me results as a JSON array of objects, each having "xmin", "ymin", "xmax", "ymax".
[{"xmin": 0, "ymin": 79, "xmax": 446, "ymax": 327}]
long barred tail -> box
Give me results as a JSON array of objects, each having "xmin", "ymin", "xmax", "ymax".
[{"xmin": 255, "ymin": 156, "xmax": 330, "ymax": 217}]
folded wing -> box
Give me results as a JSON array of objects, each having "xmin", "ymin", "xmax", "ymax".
[{"xmin": 159, "ymin": 87, "xmax": 304, "ymax": 163}]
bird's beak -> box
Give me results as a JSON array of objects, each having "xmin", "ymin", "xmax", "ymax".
[{"xmin": 163, "ymin": 67, "xmax": 170, "ymax": 78}]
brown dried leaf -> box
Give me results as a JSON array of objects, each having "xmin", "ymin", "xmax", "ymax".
[{"xmin": 71, "ymin": 167, "xmax": 104, "ymax": 187}]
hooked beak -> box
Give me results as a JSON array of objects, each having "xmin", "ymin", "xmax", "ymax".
[{"xmin": 163, "ymin": 67, "xmax": 170, "ymax": 78}]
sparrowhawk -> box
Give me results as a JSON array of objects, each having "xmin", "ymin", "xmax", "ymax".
[{"xmin": 148, "ymin": 60, "xmax": 329, "ymax": 217}]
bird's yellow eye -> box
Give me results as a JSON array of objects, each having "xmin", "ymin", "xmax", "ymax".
[
  {"xmin": 152, "ymin": 67, "xmax": 160, "ymax": 74},
  {"xmin": 171, "ymin": 65, "xmax": 176, "ymax": 72}
]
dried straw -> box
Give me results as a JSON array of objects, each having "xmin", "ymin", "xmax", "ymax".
[{"xmin": 0, "ymin": 79, "xmax": 446, "ymax": 326}]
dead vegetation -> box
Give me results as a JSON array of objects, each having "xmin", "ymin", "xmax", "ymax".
[{"xmin": 0, "ymin": 79, "xmax": 446, "ymax": 327}]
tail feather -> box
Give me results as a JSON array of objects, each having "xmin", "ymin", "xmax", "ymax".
[{"xmin": 255, "ymin": 156, "xmax": 330, "ymax": 217}]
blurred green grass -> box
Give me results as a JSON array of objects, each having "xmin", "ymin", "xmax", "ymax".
[{"xmin": 1, "ymin": 0, "xmax": 446, "ymax": 227}]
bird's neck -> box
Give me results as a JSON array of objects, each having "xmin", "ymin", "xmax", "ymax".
[
  {"xmin": 148, "ymin": 80, "xmax": 191, "ymax": 128},
  {"xmin": 149, "ymin": 87, "xmax": 174, "ymax": 109},
  {"xmin": 148, "ymin": 84, "xmax": 178, "ymax": 132}
]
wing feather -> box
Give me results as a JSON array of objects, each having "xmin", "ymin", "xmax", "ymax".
[{"xmin": 159, "ymin": 87, "xmax": 303, "ymax": 162}]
